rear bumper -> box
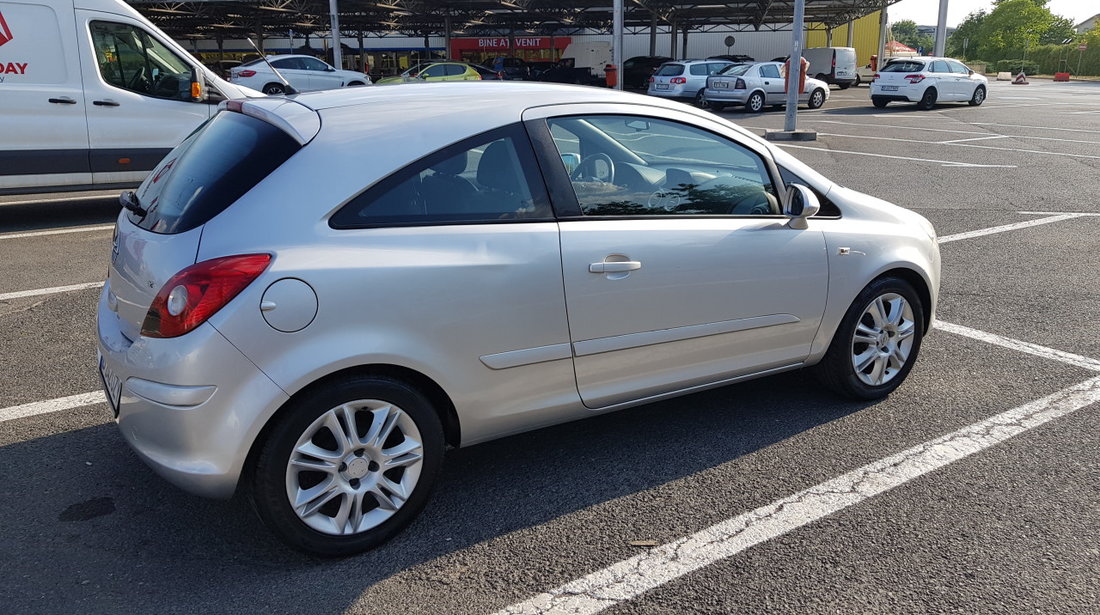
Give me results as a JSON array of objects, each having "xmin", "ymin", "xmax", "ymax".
[
  {"xmin": 704, "ymin": 89, "xmax": 750, "ymax": 105},
  {"xmin": 647, "ymin": 86, "xmax": 692, "ymax": 99},
  {"xmin": 97, "ymin": 282, "xmax": 289, "ymax": 499},
  {"xmin": 870, "ymin": 85, "xmax": 922, "ymax": 102}
]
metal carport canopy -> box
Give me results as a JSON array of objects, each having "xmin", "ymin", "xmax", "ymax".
[{"xmin": 129, "ymin": 1, "xmax": 901, "ymax": 39}]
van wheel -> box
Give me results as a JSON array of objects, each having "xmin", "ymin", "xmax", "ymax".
[
  {"xmin": 812, "ymin": 277, "xmax": 925, "ymax": 401},
  {"xmin": 746, "ymin": 91, "xmax": 765, "ymax": 113},
  {"xmin": 918, "ymin": 87, "xmax": 938, "ymax": 110},
  {"xmin": 250, "ymin": 374, "xmax": 445, "ymax": 556},
  {"xmin": 872, "ymin": 96, "xmax": 889, "ymax": 108},
  {"xmin": 262, "ymin": 83, "xmax": 286, "ymax": 95}
]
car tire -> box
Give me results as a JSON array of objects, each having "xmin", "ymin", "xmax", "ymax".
[
  {"xmin": 808, "ymin": 88, "xmax": 826, "ymax": 109},
  {"xmin": 813, "ymin": 277, "xmax": 925, "ymax": 401},
  {"xmin": 694, "ymin": 89, "xmax": 709, "ymax": 108},
  {"xmin": 347, "ymin": 81, "xmax": 366, "ymax": 87},
  {"xmin": 250, "ymin": 374, "xmax": 445, "ymax": 556},
  {"xmin": 968, "ymin": 85, "xmax": 986, "ymax": 106},
  {"xmin": 855, "ymin": 74, "xmax": 862, "ymax": 87},
  {"xmin": 918, "ymin": 87, "xmax": 937, "ymax": 110},
  {"xmin": 710, "ymin": 102, "xmax": 726, "ymax": 112},
  {"xmin": 838, "ymin": 82, "xmax": 851, "ymax": 90},
  {"xmin": 262, "ymin": 83, "xmax": 286, "ymax": 95},
  {"xmin": 872, "ymin": 96, "xmax": 889, "ymax": 108},
  {"xmin": 746, "ymin": 91, "xmax": 765, "ymax": 113}
]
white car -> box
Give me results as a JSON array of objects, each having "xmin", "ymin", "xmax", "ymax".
[
  {"xmin": 704, "ymin": 62, "xmax": 829, "ymax": 112},
  {"xmin": 230, "ymin": 54, "xmax": 371, "ymax": 94},
  {"xmin": 870, "ymin": 57, "xmax": 987, "ymax": 109},
  {"xmin": 98, "ymin": 82, "xmax": 938, "ymax": 555}
]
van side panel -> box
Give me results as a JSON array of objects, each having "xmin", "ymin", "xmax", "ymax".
[{"xmin": 0, "ymin": 0, "xmax": 93, "ymax": 191}]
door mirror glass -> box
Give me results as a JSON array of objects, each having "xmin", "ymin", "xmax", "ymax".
[{"xmin": 785, "ymin": 184, "xmax": 820, "ymax": 228}]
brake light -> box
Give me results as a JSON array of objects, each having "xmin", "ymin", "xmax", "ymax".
[
  {"xmin": 648, "ymin": 76, "xmax": 655, "ymax": 83},
  {"xmin": 904, "ymin": 74, "xmax": 926, "ymax": 84},
  {"xmin": 832, "ymin": 55, "xmax": 836, "ymax": 68},
  {"xmin": 670, "ymin": 77, "xmax": 687, "ymax": 84},
  {"xmin": 735, "ymin": 78, "xmax": 746, "ymax": 89},
  {"xmin": 872, "ymin": 73, "xmax": 880, "ymax": 81},
  {"xmin": 141, "ymin": 254, "xmax": 272, "ymax": 338},
  {"xmin": 238, "ymin": 70, "xmax": 256, "ymax": 78}
]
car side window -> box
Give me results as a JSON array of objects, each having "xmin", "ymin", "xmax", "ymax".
[
  {"xmin": 421, "ymin": 64, "xmax": 448, "ymax": 78},
  {"xmin": 546, "ymin": 115, "xmax": 779, "ymax": 217},
  {"xmin": 331, "ymin": 125, "xmax": 552, "ymax": 228},
  {"xmin": 689, "ymin": 64, "xmax": 709, "ymax": 76},
  {"xmin": 445, "ymin": 64, "xmax": 466, "ymax": 77},
  {"xmin": 760, "ymin": 64, "xmax": 781, "ymax": 79},
  {"xmin": 89, "ymin": 21, "xmax": 193, "ymax": 100},
  {"xmin": 302, "ymin": 57, "xmax": 330, "ymax": 71},
  {"xmin": 948, "ymin": 60, "xmax": 970, "ymax": 74},
  {"xmin": 272, "ymin": 58, "xmax": 304, "ymax": 70},
  {"xmin": 930, "ymin": 60, "xmax": 949, "ymax": 73},
  {"xmin": 708, "ymin": 63, "xmax": 728, "ymax": 74}
]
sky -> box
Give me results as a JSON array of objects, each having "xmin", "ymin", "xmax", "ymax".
[{"xmin": 886, "ymin": 0, "xmax": 1098, "ymax": 28}]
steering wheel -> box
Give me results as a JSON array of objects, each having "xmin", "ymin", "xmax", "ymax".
[
  {"xmin": 570, "ymin": 153, "xmax": 616, "ymax": 184},
  {"xmin": 126, "ymin": 66, "xmax": 151, "ymax": 93}
]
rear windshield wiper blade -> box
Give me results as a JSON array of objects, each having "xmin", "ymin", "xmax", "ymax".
[{"xmin": 120, "ymin": 190, "xmax": 147, "ymax": 218}]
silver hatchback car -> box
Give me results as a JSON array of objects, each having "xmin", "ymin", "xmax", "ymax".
[
  {"xmin": 97, "ymin": 82, "xmax": 939, "ymax": 556},
  {"xmin": 647, "ymin": 59, "xmax": 733, "ymax": 106}
]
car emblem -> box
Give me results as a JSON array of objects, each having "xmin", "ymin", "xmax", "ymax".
[{"xmin": 0, "ymin": 12, "xmax": 13, "ymax": 47}]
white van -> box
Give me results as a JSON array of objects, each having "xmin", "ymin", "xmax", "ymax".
[
  {"xmin": 0, "ymin": 0, "xmax": 258, "ymax": 195},
  {"xmin": 802, "ymin": 47, "xmax": 857, "ymax": 89}
]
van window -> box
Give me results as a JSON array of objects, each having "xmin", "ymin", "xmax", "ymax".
[
  {"xmin": 90, "ymin": 21, "xmax": 193, "ymax": 100},
  {"xmin": 129, "ymin": 112, "xmax": 301, "ymax": 234}
]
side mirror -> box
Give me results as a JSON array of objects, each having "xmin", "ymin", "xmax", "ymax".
[
  {"xmin": 784, "ymin": 184, "xmax": 820, "ymax": 229},
  {"xmin": 560, "ymin": 153, "xmax": 581, "ymax": 175},
  {"xmin": 187, "ymin": 66, "xmax": 206, "ymax": 102}
]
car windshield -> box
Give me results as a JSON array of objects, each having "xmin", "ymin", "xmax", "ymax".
[
  {"xmin": 718, "ymin": 64, "xmax": 752, "ymax": 76},
  {"xmin": 882, "ymin": 61, "xmax": 925, "ymax": 73},
  {"xmin": 655, "ymin": 64, "xmax": 684, "ymax": 76}
]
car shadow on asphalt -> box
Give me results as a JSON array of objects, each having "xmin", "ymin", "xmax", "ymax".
[
  {"xmin": 0, "ymin": 372, "xmax": 874, "ymax": 613},
  {"xmin": 0, "ymin": 198, "xmax": 121, "ymax": 233}
]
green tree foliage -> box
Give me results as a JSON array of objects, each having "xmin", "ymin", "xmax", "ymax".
[
  {"xmin": 891, "ymin": 19, "xmax": 935, "ymax": 54},
  {"xmin": 974, "ymin": 0, "xmax": 1071, "ymax": 59},
  {"xmin": 1040, "ymin": 17, "xmax": 1078, "ymax": 45},
  {"xmin": 947, "ymin": 10, "xmax": 987, "ymax": 59}
]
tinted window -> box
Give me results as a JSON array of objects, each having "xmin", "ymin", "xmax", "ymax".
[
  {"xmin": 301, "ymin": 57, "xmax": 330, "ymax": 71},
  {"xmin": 947, "ymin": 60, "xmax": 970, "ymax": 74},
  {"xmin": 548, "ymin": 116, "xmax": 778, "ymax": 217},
  {"xmin": 272, "ymin": 57, "xmax": 305, "ymax": 69},
  {"xmin": 760, "ymin": 64, "xmax": 781, "ymax": 78},
  {"xmin": 331, "ymin": 125, "xmax": 551, "ymax": 228},
  {"xmin": 129, "ymin": 112, "xmax": 301, "ymax": 234},
  {"xmin": 421, "ymin": 64, "xmax": 448, "ymax": 77},
  {"xmin": 882, "ymin": 61, "xmax": 925, "ymax": 72},
  {"xmin": 689, "ymin": 64, "xmax": 709, "ymax": 76},
  {"xmin": 930, "ymin": 60, "xmax": 949, "ymax": 73},
  {"xmin": 90, "ymin": 21, "xmax": 193, "ymax": 100},
  {"xmin": 444, "ymin": 64, "xmax": 466, "ymax": 76},
  {"xmin": 655, "ymin": 64, "xmax": 684, "ymax": 76}
]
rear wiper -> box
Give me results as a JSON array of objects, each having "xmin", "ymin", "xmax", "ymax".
[{"xmin": 120, "ymin": 190, "xmax": 147, "ymax": 218}]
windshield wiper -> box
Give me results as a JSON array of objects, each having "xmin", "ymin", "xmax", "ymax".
[{"xmin": 120, "ymin": 190, "xmax": 147, "ymax": 218}]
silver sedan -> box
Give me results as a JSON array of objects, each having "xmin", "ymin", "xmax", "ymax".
[
  {"xmin": 97, "ymin": 82, "xmax": 939, "ymax": 556},
  {"xmin": 704, "ymin": 61, "xmax": 830, "ymax": 112}
]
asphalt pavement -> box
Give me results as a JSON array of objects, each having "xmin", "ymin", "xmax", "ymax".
[{"xmin": 1, "ymin": 79, "xmax": 1097, "ymax": 614}]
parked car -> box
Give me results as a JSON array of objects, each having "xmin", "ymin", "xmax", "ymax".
[
  {"xmin": 870, "ymin": 57, "xmax": 987, "ymax": 109},
  {"xmin": 229, "ymin": 54, "xmax": 370, "ymax": 94},
  {"xmin": 623, "ymin": 55, "xmax": 672, "ymax": 89},
  {"xmin": 704, "ymin": 62, "xmax": 830, "ymax": 112},
  {"xmin": 801, "ymin": 47, "xmax": 857, "ymax": 89},
  {"xmin": 98, "ymin": 82, "xmax": 939, "ymax": 556},
  {"xmin": 647, "ymin": 59, "xmax": 734, "ymax": 106},
  {"xmin": 1, "ymin": 0, "xmax": 259, "ymax": 196},
  {"xmin": 375, "ymin": 61, "xmax": 493, "ymax": 84},
  {"xmin": 526, "ymin": 60, "xmax": 557, "ymax": 80},
  {"xmin": 489, "ymin": 57, "xmax": 530, "ymax": 80}
]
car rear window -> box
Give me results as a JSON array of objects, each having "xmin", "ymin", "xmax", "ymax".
[
  {"xmin": 718, "ymin": 64, "xmax": 752, "ymax": 76},
  {"xmin": 129, "ymin": 111, "xmax": 301, "ymax": 234},
  {"xmin": 655, "ymin": 64, "xmax": 684, "ymax": 76},
  {"xmin": 882, "ymin": 61, "xmax": 925, "ymax": 73}
]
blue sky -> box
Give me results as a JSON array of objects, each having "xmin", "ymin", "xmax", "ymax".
[{"xmin": 887, "ymin": 0, "xmax": 1096, "ymax": 28}]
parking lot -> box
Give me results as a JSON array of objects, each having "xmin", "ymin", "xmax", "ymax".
[{"xmin": 2, "ymin": 78, "xmax": 1098, "ymax": 614}]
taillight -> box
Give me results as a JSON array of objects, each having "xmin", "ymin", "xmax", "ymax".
[
  {"xmin": 872, "ymin": 73, "xmax": 880, "ymax": 81},
  {"xmin": 141, "ymin": 254, "xmax": 272, "ymax": 338},
  {"xmin": 238, "ymin": 70, "xmax": 256, "ymax": 78},
  {"xmin": 670, "ymin": 77, "xmax": 687, "ymax": 84},
  {"xmin": 904, "ymin": 74, "xmax": 926, "ymax": 84},
  {"xmin": 648, "ymin": 76, "xmax": 655, "ymax": 83},
  {"xmin": 735, "ymin": 78, "xmax": 746, "ymax": 89}
]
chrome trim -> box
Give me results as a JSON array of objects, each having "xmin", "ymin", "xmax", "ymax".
[{"xmin": 573, "ymin": 314, "xmax": 801, "ymax": 357}]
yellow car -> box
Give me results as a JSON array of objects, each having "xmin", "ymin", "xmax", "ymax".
[{"xmin": 376, "ymin": 61, "xmax": 500, "ymax": 84}]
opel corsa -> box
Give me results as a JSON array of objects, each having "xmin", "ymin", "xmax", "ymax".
[{"xmin": 97, "ymin": 82, "xmax": 940, "ymax": 556}]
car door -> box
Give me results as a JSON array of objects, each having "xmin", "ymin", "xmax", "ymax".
[
  {"xmin": 80, "ymin": 15, "xmax": 215, "ymax": 187},
  {"xmin": 419, "ymin": 63, "xmax": 450, "ymax": 82},
  {"xmin": 758, "ymin": 63, "xmax": 786, "ymax": 104},
  {"xmin": 928, "ymin": 60, "xmax": 957, "ymax": 100},
  {"xmin": 525, "ymin": 106, "xmax": 829, "ymax": 409},
  {"xmin": 947, "ymin": 59, "xmax": 975, "ymax": 99},
  {"xmin": 301, "ymin": 56, "xmax": 343, "ymax": 90},
  {"xmin": 270, "ymin": 57, "xmax": 311, "ymax": 91}
]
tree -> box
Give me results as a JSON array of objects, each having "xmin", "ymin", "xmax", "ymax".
[
  {"xmin": 947, "ymin": 10, "xmax": 987, "ymax": 58},
  {"xmin": 891, "ymin": 19, "xmax": 935, "ymax": 55},
  {"xmin": 1040, "ymin": 17, "xmax": 1078, "ymax": 45},
  {"xmin": 976, "ymin": 0, "xmax": 1075, "ymax": 60}
]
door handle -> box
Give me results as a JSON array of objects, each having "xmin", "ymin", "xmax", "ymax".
[
  {"xmin": 48, "ymin": 97, "xmax": 77, "ymax": 105},
  {"xmin": 93, "ymin": 99, "xmax": 120, "ymax": 107},
  {"xmin": 589, "ymin": 261, "xmax": 641, "ymax": 273}
]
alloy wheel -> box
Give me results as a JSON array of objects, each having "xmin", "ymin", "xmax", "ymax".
[{"xmin": 849, "ymin": 293, "xmax": 916, "ymax": 387}]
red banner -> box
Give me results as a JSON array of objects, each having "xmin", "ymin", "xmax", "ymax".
[{"xmin": 450, "ymin": 37, "xmax": 571, "ymax": 52}]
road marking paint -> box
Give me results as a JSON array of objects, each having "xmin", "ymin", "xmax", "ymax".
[
  {"xmin": 937, "ymin": 214, "xmax": 1084, "ymax": 243},
  {"xmin": 807, "ymin": 119, "xmax": 987, "ymax": 135},
  {"xmin": 1018, "ymin": 211, "xmax": 1100, "ymax": 217},
  {"xmin": 971, "ymin": 122, "xmax": 1100, "ymax": 135},
  {"xmin": 938, "ymin": 135, "xmax": 1010, "ymax": 144},
  {"xmin": 0, "ymin": 281, "xmax": 104, "ymax": 301},
  {"xmin": 494, "ymin": 375, "xmax": 1100, "ymax": 615},
  {"xmin": 0, "ymin": 391, "xmax": 106, "ymax": 423},
  {"xmin": 0, "ymin": 224, "xmax": 113, "ymax": 241},
  {"xmin": 948, "ymin": 142, "xmax": 1100, "ymax": 160},
  {"xmin": 773, "ymin": 143, "xmax": 1016, "ymax": 168},
  {"xmin": 934, "ymin": 321, "xmax": 1100, "ymax": 372}
]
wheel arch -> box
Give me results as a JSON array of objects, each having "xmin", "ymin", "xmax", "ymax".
[{"xmin": 871, "ymin": 267, "xmax": 933, "ymax": 333}]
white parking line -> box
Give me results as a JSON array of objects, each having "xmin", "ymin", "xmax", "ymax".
[
  {"xmin": 1018, "ymin": 211, "xmax": 1100, "ymax": 217},
  {"xmin": 774, "ymin": 143, "xmax": 1016, "ymax": 168},
  {"xmin": 494, "ymin": 375, "xmax": 1100, "ymax": 615},
  {"xmin": 949, "ymin": 142, "xmax": 1100, "ymax": 160},
  {"xmin": 971, "ymin": 122, "xmax": 1100, "ymax": 135},
  {"xmin": 937, "ymin": 214, "xmax": 1085, "ymax": 244},
  {"xmin": 0, "ymin": 281, "xmax": 104, "ymax": 301},
  {"xmin": 0, "ymin": 224, "xmax": 113, "ymax": 241},
  {"xmin": 0, "ymin": 392, "xmax": 106, "ymax": 423},
  {"xmin": 934, "ymin": 321, "xmax": 1100, "ymax": 372},
  {"xmin": 938, "ymin": 135, "xmax": 1010, "ymax": 144}
]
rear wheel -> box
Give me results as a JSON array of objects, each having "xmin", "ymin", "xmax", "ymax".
[
  {"xmin": 968, "ymin": 85, "xmax": 986, "ymax": 106},
  {"xmin": 808, "ymin": 88, "xmax": 826, "ymax": 109},
  {"xmin": 746, "ymin": 91, "xmax": 765, "ymax": 113},
  {"xmin": 813, "ymin": 277, "xmax": 925, "ymax": 400},
  {"xmin": 250, "ymin": 375, "xmax": 445, "ymax": 556},
  {"xmin": 347, "ymin": 81, "xmax": 366, "ymax": 87},
  {"xmin": 918, "ymin": 87, "xmax": 938, "ymax": 110},
  {"xmin": 262, "ymin": 82, "xmax": 286, "ymax": 95},
  {"xmin": 694, "ymin": 89, "xmax": 708, "ymax": 108},
  {"xmin": 854, "ymin": 74, "xmax": 862, "ymax": 87},
  {"xmin": 872, "ymin": 96, "xmax": 888, "ymax": 108}
]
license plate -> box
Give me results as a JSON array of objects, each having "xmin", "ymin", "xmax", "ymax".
[
  {"xmin": 655, "ymin": 84, "xmax": 669, "ymax": 90},
  {"xmin": 712, "ymin": 81, "xmax": 728, "ymax": 89},
  {"xmin": 881, "ymin": 85, "xmax": 899, "ymax": 91},
  {"xmin": 98, "ymin": 353, "xmax": 122, "ymax": 416}
]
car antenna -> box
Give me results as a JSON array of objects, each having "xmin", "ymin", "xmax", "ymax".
[{"xmin": 247, "ymin": 38, "xmax": 298, "ymax": 95}]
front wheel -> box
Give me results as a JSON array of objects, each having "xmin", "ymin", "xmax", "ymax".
[
  {"xmin": 250, "ymin": 375, "xmax": 445, "ymax": 556},
  {"xmin": 808, "ymin": 88, "xmax": 826, "ymax": 109},
  {"xmin": 968, "ymin": 85, "xmax": 986, "ymax": 106},
  {"xmin": 812, "ymin": 277, "xmax": 925, "ymax": 400},
  {"xmin": 872, "ymin": 96, "xmax": 889, "ymax": 108}
]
